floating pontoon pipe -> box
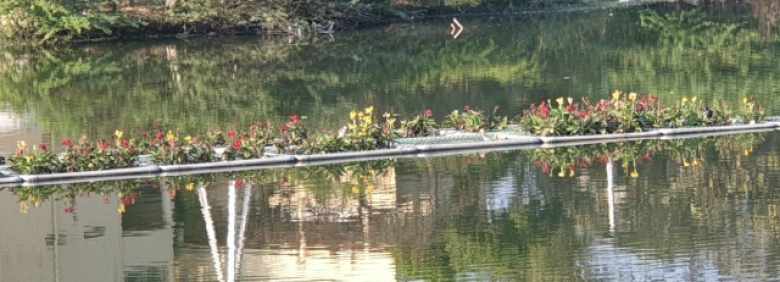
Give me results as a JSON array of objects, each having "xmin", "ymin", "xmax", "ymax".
[
  {"xmin": 539, "ymin": 131, "xmax": 662, "ymax": 144},
  {"xmin": 657, "ymin": 123, "xmax": 780, "ymax": 136},
  {"xmin": 159, "ymin": 156, "xmax": 297, "ymax": 172},
  {"xmin": 415, "ymin": 137, "xmax": 542, "ymax": 152},
  {"xmin": 294, "ymin": 148, "xmax": 418, "ymax": 163},
  {"xmin": 0, "ymin": 176, "xmax": 23, "ymax": 184},
  {"xmin": 18, "ymin": 166, "xmax": 162, "ymax": 183}
]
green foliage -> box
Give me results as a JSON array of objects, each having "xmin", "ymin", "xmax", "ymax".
[
  {"xmin": 442, "ymin": 106, "xmax": 509, "ymax": 132},
  {"xmin": 0, "ymin": 0, "xmax": 140, "ymax": 44},
  {"xmin": 8, "ymin": 142, "xmax": 58, "ymax": 174},
  {"xmin": 520, "ymin": 92, "xmax": 747, "ymax": 136},
  {"xmin": 401, "ymin": 110, "xmax": 437, "ymax": 137}
]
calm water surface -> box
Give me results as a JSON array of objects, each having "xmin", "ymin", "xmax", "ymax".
[
  {"xmin": 3, "ymin": 2, "xmax": 780, "ymax": 281},
  {"xmin": 1, "ymin": 132, "xmax": 779, "ymax": 281},
  {"xmin": 2, "ymin": 3, "xmax": 780, "ymax": 154}
]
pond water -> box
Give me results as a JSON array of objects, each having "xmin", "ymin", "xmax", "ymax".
[
  {"xmin": 1, "ymin": 131, "xmax": 779, "ymax": 281},
  {"xmin": 2, "ymin": 2, "xmax": 780, "ymax": 281},
  {"xmin": 2, "ymin": 3, "xmax": 780, "ymax": 155}
]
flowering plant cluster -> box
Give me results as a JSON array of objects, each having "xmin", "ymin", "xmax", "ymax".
[
  {"xmin": 400, "ymin": 109, "xmax": 437, "ymax": 137},
  {"xmin": 300, "ymin": 106, "xmax": 397, "ymax": 154},
  {"xmin": 442, "ymin": 106, "xmax": 510, "ymax": 132},
  {"xmin": 521, "ymin": 92, "xmax": 751, "ymax": 136}
]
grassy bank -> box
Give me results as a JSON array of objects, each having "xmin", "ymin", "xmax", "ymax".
[{"xmin": 0, "ymin": 0, "xmax": 642, "ymax": 45}]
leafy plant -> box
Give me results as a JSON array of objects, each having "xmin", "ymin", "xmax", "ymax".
[
  {"xmin": 442, "ymin": 106, "xmax": 509, "ymax": 132},
  {"xmin": 401, "ymin": 109, "xmax": 437, "ymax": 137},
  {"xmin": 8, "ymin": 141, "xmax": 58, "ymax": 174}
]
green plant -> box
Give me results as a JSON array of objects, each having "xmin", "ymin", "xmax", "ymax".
[
  {"xmin": 59, "ymin": 131, "xmax": 139, "ymax": 172},
  {"xmin": 401, "ymin": 109, "xmax": 437, "ymax": 137},
  {"xmin": 442, "ymin": 106, "xmax": 509, "ymax": 132},
  {"xmin": 735, "ymin": 97, "xmax": 765, "ymax": 124},
  {"xmin": 0, "ymin": 0, "xmax": 140, "ymax": 44},
  {"xmin": 8, "ymin": 141, "xmax": 58, "ymax": 174}
]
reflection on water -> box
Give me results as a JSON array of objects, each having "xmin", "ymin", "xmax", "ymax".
[
  {"xmin": 2, "ymin": 132, "xmax": 780, "ymax": 281},
  {"xmin": 2, "ymin": 3, "xmax": 780, "ymax": 156}
]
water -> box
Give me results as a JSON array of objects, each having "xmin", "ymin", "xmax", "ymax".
[
  {"xmin": 3, "ymin": 3, "xmax": 780, "ymax": 281},
  {"xmin": 2, "ymin": 4, "xmax": 780, "ymax": 155},
  {"xmin": 1, "ymin": 132, "xmax": 779, "ymax": 281}
]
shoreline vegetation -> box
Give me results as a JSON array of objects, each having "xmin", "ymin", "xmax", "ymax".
[
  {"xmin": 2, "ymin": 92, "xmax": 767, "ymax": 175},
  {"xmin": 0, "ymin": 0, "xmax": 666, "ymax": 45}
]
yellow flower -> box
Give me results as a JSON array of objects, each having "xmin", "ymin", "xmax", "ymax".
[
  {"xmin": 630, "ymin": 170, "xmax": 639, "ymax": 178},
  {"xmin": 350, "ymin": 111, "xmax": 357, "ymax": 120},
  {"xmin": 363, "ymin": 116, "xmax": 373, "ymax": 125},
  {"xmin": 743, "ymin": 98, "xmax": 749, "ymax": 104},
  {"xmin": 167, "ymin": 131, "xmax": 176, "ymax": 142},
  {"xmin": 367, "ymin": 184, "xmax": 375, "ymax": 194},
  {"xmin": 569, "ymin": 169, "xmax": 575, "ymax": 177},
  {"xmin": 556, "ymin": 97, "xmax": 564, "ymax": 107},
  {"xmin": 567, "ymin": 97, "xmax": 574, "ymax": 105},
  {"xmin": 744, "ymin": 150, "xmax": 750, "ymax": 156},
  {"xmin": 612, "ymin": 90, "xmax": 621, "ymax": 100},
  {"xmin": 358, "ymin": 112, "xmax": 364, "ymax": 118},
  {"xmin": 682, "ymin": 97, "xmax": 689, "ymax": 103},
  {"xmin": 558, "ymin": 170, "xmax": 566, "ymax": 178},
  {"xmin": 17, "ymin": 140, "xmax": 26, "ymax": 150},
  {"xmin": 184, "ymin": 135, "xmax": 193, "ymax": 144},
  {"xmin": 352, "ymin": 186, "xmax": 360, "ymax": 194},
  {"xmin": 691, "ymin": 97, "xmax": 697, "ymax": 103},
  {"xmin": 692, "ymin": 160, "xmax": 699, "ymax": 166},
  {"xmin": 118, "ymin": 204, "xmax": 126, "ymax": 214},
  {"xmin": 25, "ymin": 155, "xmax": 34, "ymax": 162},
  {"xmin": 115, "ymin": 130, "xmax": 124, "ymax": 140},
  {"xmin": 185, "ymin": 183, "xmax": 195, "ymax": 191},
  {"xmin": 628, "ymin": 92, "xmax": 637, "ymax": 101},
  {"xmin": 365, "ymin": 106, "xmax": 374, "ymax": 114},
  {"xmin": 684, "ymin": 160, "xmax": 690, "ymax": 167}
]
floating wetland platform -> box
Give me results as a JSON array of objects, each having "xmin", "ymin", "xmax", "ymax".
[{"xmin": 2, "ymin": 122, "xmax": 779, "ymax": 188}]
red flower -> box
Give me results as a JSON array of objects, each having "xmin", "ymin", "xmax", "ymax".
[
  {"xmin": 566, "ymin": 105, "xmax": 576, "ymax": 113},
  {"xmin": 129, "ymin": 146, "xmax": 136, "ymax": 154},
  {"xmin": 121, "ymin": 139, "xmax": 129, "ymax": 149},
  {"xmin": 290, "ymin": 115, "xmax": 301, "ymax": 124},
  {"xmin": 641, "ymin": 98, "xmax": 650, "ymax": 105},
  {"xmin": 151, "ymin": 140, "xmax": 159, "ymax": 146},
  {"xmin": 64, "ymin": 205, "xmax": 76, "ymax": 213},
  {"xmin": 540, "ymin": 108, "xmax": 550, "ymax": 117},
  {"xmin": 98, "ymin": 140, "xmax": 109, "ymax": 151},
  {"xmin": 156, "ymin": 131, "xmax": 164, "ymax": 139},
  {"xmin": 568, "ymin": 165, "xmax": 576, "ymax": 171},
  {"xmin": 235, "ymin": 180, "xmax": 244, "ymax": 189},
  {"xmin": 62, "ymin": 139, "xmax": 74, "ymax": 148},
  {"xmin": 233, "ymin": 139, "xmax": 242, "ymax": 150},
  {"xmin": 228, "ymin": 130, "xmax": 236, "ymax": 139},
  {"xmin": 580, "ymin": 161, "xmax": 590, "ymax": 168},
  {"xmin": 579, "ymin": 111, "xmax": 589, "ymax": 118},
  {"xmin": 542, "ymin": 165, "xmax": 551, "ymax": 174},
  {"xmin": 39, "ymin": 144, "xmax": 47, "ymax": 152},
  {"xmin": 279, "ymin": 124, "xmax": 288, "ymax": 133},
  {"xmin": 599, "ymin": 156, "xmax": 608, "ymax": 163},
  {"xmin": 425, "ymin": 109, "xmax": 433, "ymax": 117},
  {"xmin": 642, "ymin": 154, "xmax": 652, "ymax": 161}
]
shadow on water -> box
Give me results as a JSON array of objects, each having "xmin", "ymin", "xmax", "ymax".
[{"xmin": 2, "ymin": 132, "xmax": 780, "ymax": 280}]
